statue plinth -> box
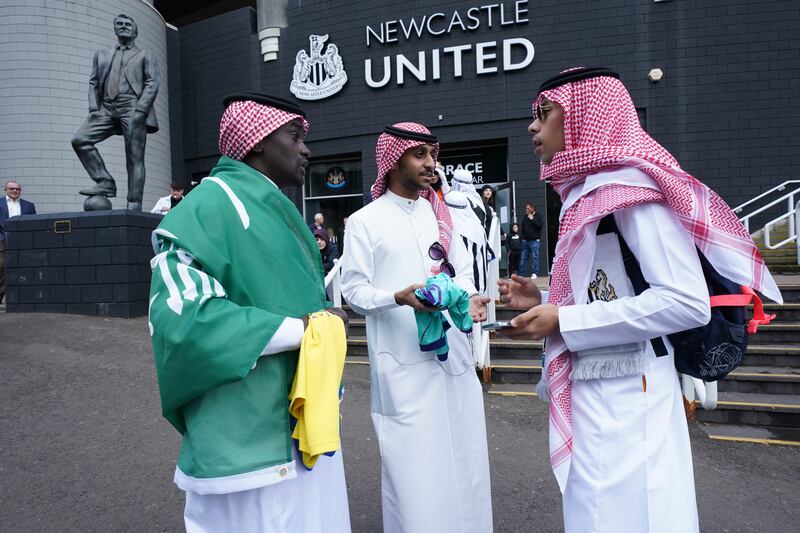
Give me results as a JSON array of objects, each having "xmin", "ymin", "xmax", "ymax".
[{"xmin": 3, "ymin": 210, "xmax": 161, "ymax": 317}]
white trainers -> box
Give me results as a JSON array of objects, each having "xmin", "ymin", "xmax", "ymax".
[{"xmin": 530, "ymin": 273, "xmax": 538, "ymax": 279}]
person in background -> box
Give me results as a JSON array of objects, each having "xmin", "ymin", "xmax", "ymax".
[
  {"xmin": 518, "ymin": 203, "xmax": 543, "ymax": 278},
  {"xmin": 506, "ymin": 222, "xmax": 522, "ymax": 276},
  {"xmin": 479, "ymin": 184, "xmax": 495, "ymax": 237},
  {"xmin": 150, "ymin": 182, "xmax": 185, "ymax": 214},
  {"xmin": 315, "ymin": 228, "xmax": 336, "ymax": 275},
  {"xmin": 309, "ymin": 212, "xmax": 325, "ymax": 232},
  {"xmin": 430, "ymin": 163, "xmax": 447, "ymax": 202},
  {"xmin": 1, "ymin": 180, "xmax": 36, "ymax": 303},
  {"xmin": 326, "ymin": 227, "xmax": 340, "ymax": 260}
]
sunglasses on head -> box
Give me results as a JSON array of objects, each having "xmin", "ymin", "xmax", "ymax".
[{"xmin": 428, "ymin": 242, "xmax": 455, "ymax": 277}]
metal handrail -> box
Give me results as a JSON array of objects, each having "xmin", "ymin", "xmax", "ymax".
[
  {"xmin": 738, "ymin": 185, "xmax": 800, "ymax": 231},
  {"xmin": 733, "ymin": 180, "xmax": 800, "ymax": 215},
  {"xmin": 764, "ymin": 209, "xmax": 799, "ymax": 249},
  {"xmin": 682, "ymin": 374, "xmax": 717, "ymax": 410},
  {"xmin": 324, "ymin": 258, "xmax": 342, "ymax": 307},
  {"xmin": 734, "ymin": 180, "xmax": 800, "ymax": 253}
]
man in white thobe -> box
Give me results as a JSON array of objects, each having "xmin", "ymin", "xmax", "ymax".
[
  {"xmin": 341, "ymin": 122, "xmax": 493, "ymax": 533},
  {"xmin": 501, "ymin": 67, "xmax": 781, "ymax": 533},
  {"xmin": 444, "ymin": 168, "xmax": 493, "ymax": 368}
]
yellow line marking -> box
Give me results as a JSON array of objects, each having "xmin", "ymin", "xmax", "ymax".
[
  {"xmin": 708, "ymin": 436, "xmax": 800, "ymax": 447},
  {"xmin": 491, "ymin": 365, "xmax": 543, "ymax": 370},
  {"xmin": 487, "ymin": 390, "xmax": 538, "ymax": 397},
  {"xmin": 729, "ymin": 372, "xmax": 800, "ymax": 379},
  {"xmin": 717, "ymin": 400, "xmax": 800, "ymax": 410},
  {"xmin": 345, "ymin": 360, "xmax": 369, "ymax": 365}
]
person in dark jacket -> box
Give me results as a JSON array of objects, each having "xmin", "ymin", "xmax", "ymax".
[
  {"xmin": 479, "ymin": 185, "xmax": 495, "ymax": 237},
  {"xmin": 506, "ymin": 223, "xmax": 522, "ymax": 276},
  {"xmin": 518, "ymin": 203, "xmax": 543, "ymax": 277},
  {"xmin": 314, "ymin": 227, "xmax": 336, "ymax": 275}
]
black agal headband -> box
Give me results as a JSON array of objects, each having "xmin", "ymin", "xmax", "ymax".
[
  {"xmin": 537, "ymin": 67, "xmax": 620, "ymax": 95},
  {"xmin": 383, "ymin": 125, "xmax": 438, "ymax": 144},
  {"xmin": 222, "ymin": 92, "xmax": 306, "ymax": 117}
]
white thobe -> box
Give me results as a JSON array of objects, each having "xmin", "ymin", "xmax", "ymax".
[
  {"xmin": 446, "ymin": 190, "xmax": 492, "ymax": 367},
  {"xmin": 181, "ymin": 319, "xmax": 351, "ymax": 533},
  {"xmin": 555, "ymin": 168, "xmax": 706, "ymax": 533},
  {"xmin": 341, "ymin": 190, "xmax": 493, "ymax": 533}
]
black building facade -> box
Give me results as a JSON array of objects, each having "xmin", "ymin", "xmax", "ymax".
[{"xmin": 170, "ymin": 0, "xmax": 800, "ymax": 269}]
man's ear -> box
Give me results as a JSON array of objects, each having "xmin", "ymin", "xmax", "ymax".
[{"xmin": 250, "ymin": 141, "xmax": 264, "ymax": 154}]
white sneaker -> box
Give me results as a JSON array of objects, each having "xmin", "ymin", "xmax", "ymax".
[{"xmin": 530, "ymin": 273, "xmax": 537, "ymax": 279}]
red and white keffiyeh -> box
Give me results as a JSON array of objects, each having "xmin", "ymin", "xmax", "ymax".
[
  {"xmin": 534, "ymin": 70, "xmax": 782, "ymax": 491},
  {"xmin": 372, "ymin": 122, "xmax": 454, "ymax": 257},
  {"xmin": 218, "ymin": 100, "xmax": 309, "ymax": 161}
]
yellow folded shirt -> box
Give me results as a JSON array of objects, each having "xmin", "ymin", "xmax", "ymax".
[{"xmin": 289, "ymin": 311, "xmax": 347, "ymax": 469}]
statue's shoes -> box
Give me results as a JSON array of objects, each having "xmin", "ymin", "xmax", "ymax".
[
  {"xmin": 79, "ymin": 181, "xmax": 117, "ymax": 197},
  {"xmin": 126, "ymin": 202, "xmax": 142, "ymax": 211}
]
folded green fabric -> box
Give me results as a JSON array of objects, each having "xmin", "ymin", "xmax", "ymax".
[{"xmin": 414, "ymin": 273, "xmax": 473, "ymax": 361}]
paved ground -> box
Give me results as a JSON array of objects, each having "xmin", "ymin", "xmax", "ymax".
[{"xmin": 1, "ymin": 312, "xmax": 799, "ymax": 532}]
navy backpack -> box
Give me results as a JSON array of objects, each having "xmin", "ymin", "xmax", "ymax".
[{"xmin": 597, "ymin": 215, "xmax": 774, "ymax": 381}]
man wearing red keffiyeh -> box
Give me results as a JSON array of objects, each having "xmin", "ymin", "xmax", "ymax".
[
  {"xmin": 499, "ymin": 67, "xmax": 781, "ymax": 533},
  {"xmin": 341, "ymin": 122, "xmax": 493, "ymax": 533},
  {"xmin": 149, "ymin": 93, "xmax": 352, "ymax": 533}
]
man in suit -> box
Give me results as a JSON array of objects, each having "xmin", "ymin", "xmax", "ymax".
[
  {"xmin": 71, "ymin": 14, "xmax": 159, "ymax": 211},
  {"xmin": 1, "ymin": 181, "xmax": 36, "ymax": 303}
]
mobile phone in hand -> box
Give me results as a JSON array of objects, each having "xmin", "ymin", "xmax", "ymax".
[{"xmin": 481, "ymin": 321, "xmax": 512, "ymax": 331}]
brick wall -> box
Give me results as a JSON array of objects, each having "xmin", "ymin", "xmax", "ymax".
[{"xmin": 177, "ymin": 0, "xmax": 800, "ymax": 266}]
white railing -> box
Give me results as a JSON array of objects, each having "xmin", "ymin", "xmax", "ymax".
[
  {"xmin": 682, "ymin": 374, "xmax": 717, "ymax": 410},
  {"xmin": 324, "ymin": 258, "xmax": 342, "ymax": 307},
  {"xmin": 735, "ymin": 180, "xmax": 800, "ymax": 250},
  {"xmin": 796, "ymin": 201, "xmax": 800, "ymax": 265}
]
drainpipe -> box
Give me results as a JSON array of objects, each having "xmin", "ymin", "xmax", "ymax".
[{"xmin": 257, "ymin": 0, "xmax": 288, "ymax": 62}]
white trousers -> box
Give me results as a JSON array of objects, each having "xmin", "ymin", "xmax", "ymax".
[
  {"xmin": 184, "ymin": 450, "xmax": 351, "ymax": 533},
  {"xmin": 563, "ymin": 352, "xmax": 699, "ymax": 533}
]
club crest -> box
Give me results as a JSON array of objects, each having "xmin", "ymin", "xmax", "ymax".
[
  {"xmin": 290, "ymin": 34, "xmax": 348, "ymax": 101},
  {"xmin": 325, "ymin": 166, "xmax": 347, "ymax": 189}
]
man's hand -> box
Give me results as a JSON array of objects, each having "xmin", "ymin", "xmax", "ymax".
[
  {"xmin": 326, "ymin": 307, "xmax": 350, "ymax": 337},
  {"xmin": 469, "ymin": 294, "xmax": 491, "ymax": 323},
  {"xmin": 300, "ymin": 307, "xmax": 350, "ymax": 337},
  {"xmin": 497, "ymin": 274, "xmax": 542, "ymax": 310},
  {"xmin": 394, "ymin": 284, "xmax": 439, "ymax": 312},
  {"xmin": 500, "ymin": 304, "xmax": 559, "ymax": 340}
]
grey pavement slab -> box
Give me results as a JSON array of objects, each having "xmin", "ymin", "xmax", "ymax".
[{"xmin": 1, "ymin": 313, "xmax": 799, "ymax": 532}]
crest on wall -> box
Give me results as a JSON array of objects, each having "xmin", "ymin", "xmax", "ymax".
[
  {"xmin": 290, "ymin": 34, "xmax": 348, "ymax": 101},
  {"xmin": 325, "ymin": 166, "xmax": 347, "ymax": 189}
]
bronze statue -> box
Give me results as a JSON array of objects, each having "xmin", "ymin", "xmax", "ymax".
[{"xmin": 71, "ymin": 14, "xmax": 160, "ymax": 211}]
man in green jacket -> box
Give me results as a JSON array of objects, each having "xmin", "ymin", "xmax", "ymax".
[{"xmin": 149, "ymin": 93, "xmax": 351, "ymax": 532}]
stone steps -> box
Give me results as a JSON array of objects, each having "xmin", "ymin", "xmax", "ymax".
[
  {"xmin": 343, "ymin": 278, "xmax": 800, "ymax": 445},
  {"xmin": 695, "ymin": 391, "xmax": 800, "ymax": 428},
  {"xmin": 697, "ymin": 422, "xmax": 800, "ymax": 447}
]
